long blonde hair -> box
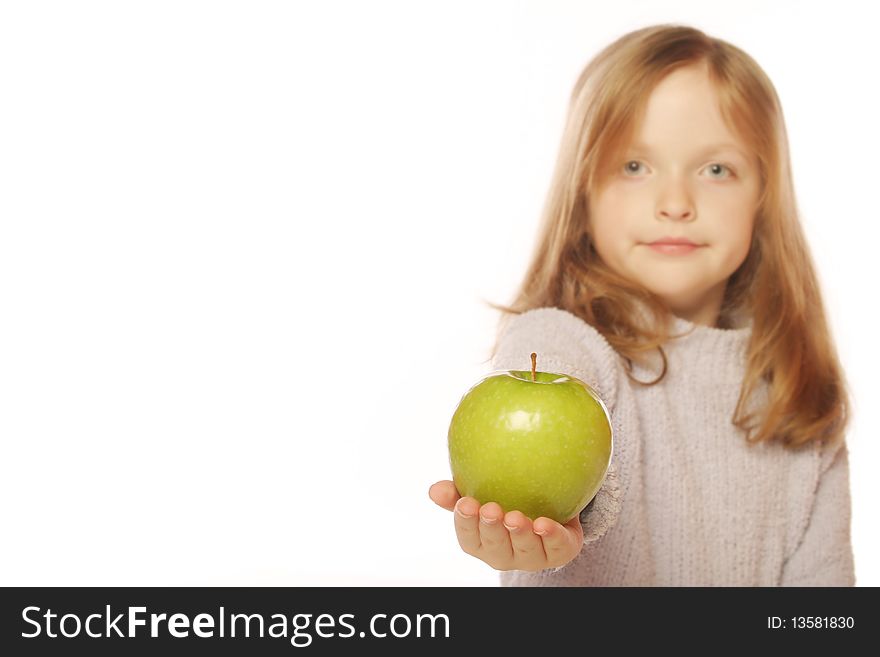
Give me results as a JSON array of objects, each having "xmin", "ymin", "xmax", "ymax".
[{"xmin": 485, "ymin": 24, "xmax": 850, "ymax": 450}]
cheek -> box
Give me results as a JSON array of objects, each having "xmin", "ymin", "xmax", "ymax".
[
  {"xmin": 589, "ymin": 211, "xmax": 625, "ymax": 257},
  {"xmin": 714, "ymin": 214, "xmax": 755, "ymax": 263},
  {"xmin": 589, "ymin": 190, "xmax": 638, "ymax": 245}
]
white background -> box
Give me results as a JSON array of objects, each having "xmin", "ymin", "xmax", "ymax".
[{"xmin": 1, "ymin": 1, "xmax": 876, "ymax": 586}]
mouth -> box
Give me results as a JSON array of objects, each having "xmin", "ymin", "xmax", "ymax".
[
  {"xmin": 648, "ymin": 238, "xmax": 700, "ymax": 247},
  {"xmin": 645, "ymin": 242, "xmax": 703, "ymax": 255}
]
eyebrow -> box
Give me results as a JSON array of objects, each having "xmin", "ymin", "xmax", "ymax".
[{"xmin": 629, "ymin": 142, "xmax": 750, "ymax": 160}]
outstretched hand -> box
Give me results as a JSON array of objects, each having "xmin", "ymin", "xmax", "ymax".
[{"xmin": 428, "ymin": 480, "xmax": 584, "ymax": 571}]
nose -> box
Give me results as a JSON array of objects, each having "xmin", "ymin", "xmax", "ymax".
[
  {"xmin": 656, "ymin": 178, "xmax": 695, "ymax": 222},
  {"xmin": 658, "ymin": 206, "xmax": 693, "ymax": 221}
]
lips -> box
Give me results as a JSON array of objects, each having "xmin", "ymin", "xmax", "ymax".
[
  {"xmin": 647, "ymin": 241, "xmax": 701, "ymax": 255},
  {"xmin": 645, "ymin": 237, "xmax": 702, "ymax": 255},
  {"xmin": 649, "ymin": 237, "xmax": 699, "ymax": 246}
]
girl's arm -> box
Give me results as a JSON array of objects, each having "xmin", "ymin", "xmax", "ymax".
[
  {"xmin": 779, "ymin": 442, "xmax": 856, "ymax": 586},
  {"xmin": 488, "ymin": 307, "xmax": 622, "ymax": 546}
]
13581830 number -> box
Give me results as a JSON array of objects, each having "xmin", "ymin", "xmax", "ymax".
[{"xmin": 767, "ymin": 617, "xmax": 855, "ymax": 629}]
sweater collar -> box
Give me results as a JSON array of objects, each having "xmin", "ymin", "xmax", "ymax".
[{"xmin": 666, "ymin": 312, "xmax": 753, "ymax": 354}]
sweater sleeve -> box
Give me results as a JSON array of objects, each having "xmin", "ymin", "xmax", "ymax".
[
  {"xmin": 489, "ymin": 307, "xmax": 622, "ymax": 544},
  {"xmin": 779, "ymin": 441, "xmax": 856, "ymax": 586}
]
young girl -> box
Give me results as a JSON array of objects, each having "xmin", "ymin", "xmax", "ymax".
[{"xmin": 428, "ymin": 24, "xmax": 855, "ymax": 586}]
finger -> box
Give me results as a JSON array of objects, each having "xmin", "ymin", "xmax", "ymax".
[
  {"xmin": 477, "ymin": 502, "xmax": 513, "ymax": 565},
  {"xmin": 563, "ymin": 514, "xmax": 585, "ymax": 542},
  {"xmin": 453, "ymin": 496, "xmax": 481, "ymax": 554},
  {"xmin": 428, "ymin": 480, "xmax": 460, "ymax": 511},
  {"xmin": 535, "ymin": 516, "xmax": 580, "ymax": 567},
  {"xmin": 504, "ymin": 510, "xmax": 546, "ymax": 564}
]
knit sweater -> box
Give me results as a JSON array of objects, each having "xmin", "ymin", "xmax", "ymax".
[{"xmin": 490, "ymin": 307, "xmax": 855, "ymax": 586}]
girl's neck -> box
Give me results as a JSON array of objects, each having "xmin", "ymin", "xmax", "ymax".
[{"xmin": 666, "ymin": 287, "xmax": 726, "ymax": 329}]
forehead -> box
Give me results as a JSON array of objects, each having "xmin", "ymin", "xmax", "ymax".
[
  {"xmin": 627, "ymin": 139, "xmax": 751, "ymax": 163},
  {"xmin": 630, "ymin": 64, "xmax": 751, "ymax": 158}
]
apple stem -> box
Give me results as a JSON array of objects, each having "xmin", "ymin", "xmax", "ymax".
[{"xmin": 530, "ymin": 352, "xmax": 537, "ymax": 382}]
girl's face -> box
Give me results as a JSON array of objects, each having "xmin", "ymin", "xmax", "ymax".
[{"xmin": 588, "ymin": 62, "xmax": 761, "ymax": 328}]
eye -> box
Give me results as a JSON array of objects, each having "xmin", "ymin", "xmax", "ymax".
[
  {"xmin": 621, "ymin": 160, "xmax": 736, "ymax": 179},
  {"xmin": 622, "ymin": 160, "xmax": 646, "ymax": 176},
  {"xmin": 704, "ymin": 163, "xmax": 734, "ymax": 179}
]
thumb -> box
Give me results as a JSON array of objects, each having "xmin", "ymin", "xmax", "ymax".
[{"xmin": 428, "ymin": 480, "xmax": 460, "ymax": 512}]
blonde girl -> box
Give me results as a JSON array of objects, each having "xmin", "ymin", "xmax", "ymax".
[{"xmin": 429, "ymin": 24, "xmax": 854, "ymax": 586}]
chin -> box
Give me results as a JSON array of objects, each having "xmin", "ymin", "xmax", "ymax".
[{"xmin": 649, "ymin": 288, "xmax": 706, "ymax": 310}]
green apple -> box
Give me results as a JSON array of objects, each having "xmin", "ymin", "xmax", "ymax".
[{"xmin": 447, "ymin": 354, "xmax": 612, "ymax": 524}]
